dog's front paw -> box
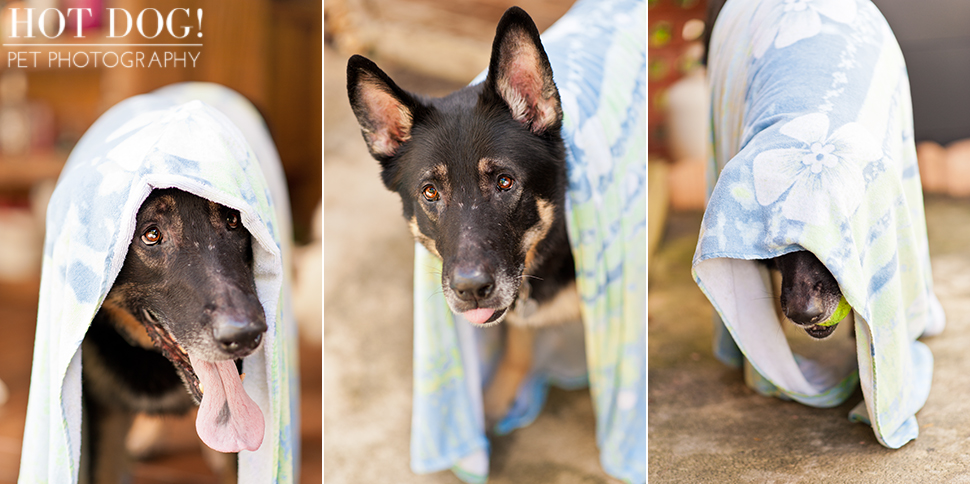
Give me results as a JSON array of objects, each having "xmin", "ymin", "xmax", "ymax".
[
  {"xmin": 483, "ymin": 325, "xmax": 534, "ymax": 431},
  {"xmin": 483, "ymin": 378, "xmax": 517, "ymax": 432}
]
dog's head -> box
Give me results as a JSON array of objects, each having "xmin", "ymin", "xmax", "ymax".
[
  {"xmin": 103, "ymin": 188, "xmax": 267, "ymax": 452},
  {"xmin": 347, "ymin": 7, "xmax": 566, "ymax": 326},
  {"xmin": 106, "ymin": 188, "xmax": 266, "ymax": 397}
]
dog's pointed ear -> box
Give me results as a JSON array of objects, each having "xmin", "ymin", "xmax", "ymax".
[
  {"xmin": 484, "ymin": 7, "xmax": 561, "ymax": 134},
  {"xmin": 347, "ymin": 55, "xmax": 420, "ymax": 161}
]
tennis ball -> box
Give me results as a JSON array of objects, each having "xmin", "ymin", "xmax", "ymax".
[{"xmin": 817, "ymin": 295, "xmax": 851, "ymax": 327}]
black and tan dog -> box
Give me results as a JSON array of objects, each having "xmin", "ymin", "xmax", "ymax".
[
  {"xmin": 347, "ymin": 7, "xmax": 580, "ymax": 424},
  {"xmin": 80, "ymin": 188, "xmax": 266, "ymax": 483}
]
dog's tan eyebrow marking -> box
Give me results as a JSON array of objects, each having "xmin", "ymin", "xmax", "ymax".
[
  {"xmin": 478, "ymin": 157, "xmax": 500, "ymax": 194},
  {"xmin": 155, "ymin": 194, "xmax": 177, "ymax": 213},
  {"xmin": 141, "ymin": 193, "xmax": 184, "ymax": 248},
  {"xmin": 522, "ymin": 198, "xmax": 555, "ymax": 271},
  {"xmin": 418, "ymin": 164, "xmax": 449, "ymax": 195},
  {"xmin": 208, "ymin": 200, "xmax": 224, "ymax": 229},
  {"xmin": 478, "ymin": 157, "xmax": 495, "ymax": 173}
]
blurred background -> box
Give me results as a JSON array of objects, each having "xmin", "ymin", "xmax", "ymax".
[
  {"xmin": 648, "ymin": 0, "xmax": 970, "ymax": 251},
  {"xmin": 649, "ymin": 1, "xmax": 970, "ymax": 482},
  {"xmin": 323, "ymin": 0, "xmax": 635, "ymax": 482},
  {"xmin": 0, "ymin": 0, "xmax": 322, "ymax": 482}
]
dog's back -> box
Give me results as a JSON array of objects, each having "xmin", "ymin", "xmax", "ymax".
[{"xmin": 695, "ymin": 0, "xmax": 945, "ymax": 449}]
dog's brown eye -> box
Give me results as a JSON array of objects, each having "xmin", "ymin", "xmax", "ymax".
[
  {"xmin": 227, "ymin": 211, "xmax": 240, "ymax": 229},
  {"xmin": 422, "ymin": 185, "xmax": 439, "ymax": 201},
  {"xmin": 497, "ymin": 175, "xmax": 515, "ymax": 191},
  {"xmin": 142, "ymin": 227, "xmax": 161, "ymax": 245}
]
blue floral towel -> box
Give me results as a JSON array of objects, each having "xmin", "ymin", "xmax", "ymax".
[
  {"xmin": 409, "ymin": 0, "xmax": 646, "ymax": 483},
  {"xmin": 693, "ymin": 0, "xmax": 945, "ymax": 449},
  {"xmin": 18, "ymin": 83, "xmax": 299, "ymax": 482}
]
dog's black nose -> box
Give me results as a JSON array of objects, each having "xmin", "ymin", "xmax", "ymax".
[
  {"xmin": 212, "ymin": 316, "xmax": 266, "ymax": 355},
  {"xmin": 785, "ymin": 298, "xmax": 824, "ymax": 325},
  {"xmin": 450, "ymin": 266, "xmax": 495, "ymax": 302}
]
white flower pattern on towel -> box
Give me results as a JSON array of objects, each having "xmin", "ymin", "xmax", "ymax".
[
  {"xmin": 753, "ymin": 0, "xmax": 857, "ymax": 58},
  {"xmin": 753, "ymin": 113, "xmax": 882, "ymax": 225}
]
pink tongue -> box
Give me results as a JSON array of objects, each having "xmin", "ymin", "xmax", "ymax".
[
  {"xmin": 463, "ymin": 308, "xmax": 495, "ymax": 325},
  {"xmin": 189, "ymin": 354, "xmax": 264, "ymax": 453}
]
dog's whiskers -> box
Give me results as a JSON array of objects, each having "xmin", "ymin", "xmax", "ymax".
[
  {"xmin": 418, "ymin": 263, "xmax": 443, "ymax": 278},
  {"xmin": 424, "ymin": 288, "xmax": 446, "ymax": 303}
]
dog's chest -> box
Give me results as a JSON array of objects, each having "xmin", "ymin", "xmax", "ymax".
[{"xmin": 505, "ymin": 281, "xmax": 581, "ymax": 328}]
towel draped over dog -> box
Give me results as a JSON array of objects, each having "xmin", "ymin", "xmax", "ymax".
[
  {"xmin": 693, "ymin": 0, "xmax": 945, "ymax": 449},
  {"xmin": 409, "ymin": 0, "xmax": 646, "ymax": 482},
  {"xmin": 19, "ymin": 83, "xmax": 299, "ymax": 482}
]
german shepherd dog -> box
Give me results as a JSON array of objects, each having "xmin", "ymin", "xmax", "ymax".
[
  {"xmin": 703, "ymin": 0, "xmax": 846, "ymax": 339},
  {"xmin": 347, "ymin": 7, "xmax": 580, "ymax": 425},
  {"xmin": 80, "ymin": 188, "xmax": 266, "ymax": 483}
]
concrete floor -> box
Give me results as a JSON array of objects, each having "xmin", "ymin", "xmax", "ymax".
[
  {"xmin": 322, "ymin": 44, "xmax": 618, "ymax": 483},
  {"xmin": 649, "ymin": 196, "xmax": 970, "ymax": 482}
]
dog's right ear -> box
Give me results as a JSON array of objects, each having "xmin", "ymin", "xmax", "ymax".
[
  {"xmin": 347, "ymin": 55, "xmax": 420, "ymax": 161},
  {"xmin": 483, "ymin": 7, "xmax": 561, "ymax": 135}
]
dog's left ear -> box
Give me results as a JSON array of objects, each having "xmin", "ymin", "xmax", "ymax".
[
  {"xmin": 484, "ymin": 7, "xmax": 561, "ymax": 134},
  {"xmin": 347, "ymin": 54, "xmax": 423, "ymax": 162}
]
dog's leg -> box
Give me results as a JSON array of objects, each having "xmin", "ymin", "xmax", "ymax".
[
  {"xmin": 126, "ymin": 411, "xmax": 202, "ymax": 458},
  {"xmin": 126, "ymin": 413, "xmax": 166, "ymax": 459},
  {"xmin": 484, "ymin": 324, "xmax": 534, "ymax": 429},
  {"xmin": 87, "ymin": 398, "xmax": 135, "ymax": 484}
]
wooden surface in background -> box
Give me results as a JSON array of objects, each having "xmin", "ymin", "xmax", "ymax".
[
  {"xmin": 2, "ymin": 0, "xmax": 322, "ymax": 241},
  {"xmin": 268, "ymin": 1, "xmax": 323, "ymax": 242}
]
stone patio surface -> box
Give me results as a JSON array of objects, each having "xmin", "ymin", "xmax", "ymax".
[{"xmin": 649, "ymin": 197, "xmax": 970, "ymax": 483}]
